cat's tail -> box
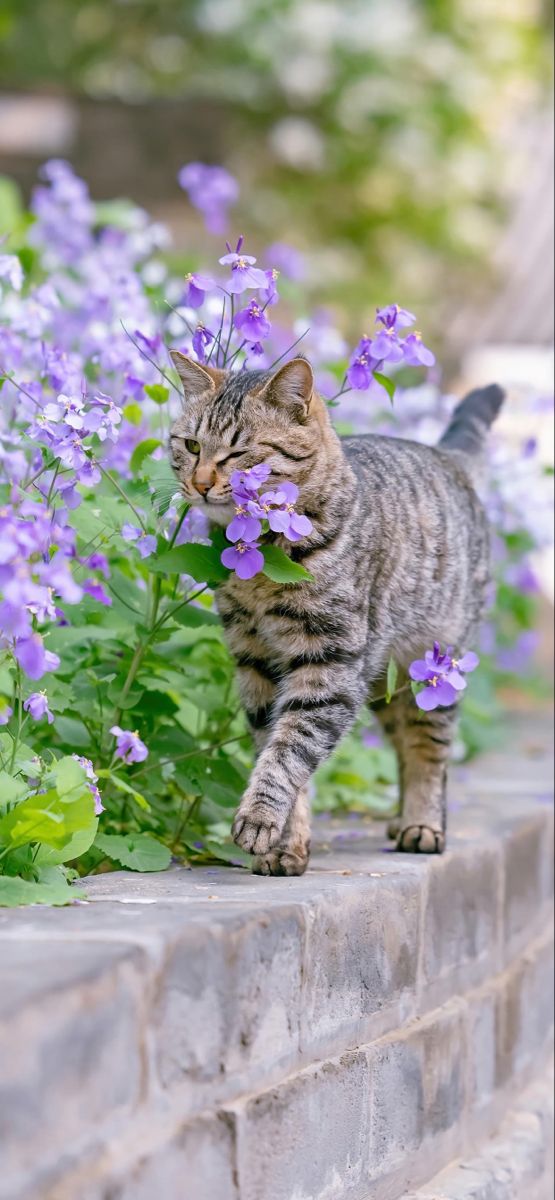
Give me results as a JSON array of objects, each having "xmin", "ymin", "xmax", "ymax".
[{"xmin": 438, "ymin": 384, "xmax": 505, "ymax": 455}]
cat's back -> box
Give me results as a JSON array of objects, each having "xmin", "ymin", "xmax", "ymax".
[{"xmin": 342, "ymin": 431, "xmax": 479, "ymax": 510}]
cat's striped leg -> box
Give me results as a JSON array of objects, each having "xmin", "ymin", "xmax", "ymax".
[
  {"xmin": 252, "ymin": 786, "xmax": 311, "ymax": 876},
  {"xmin": 232, "ymin": 660, "xmax": 366, "ymax": 856},
  {"xmin": 372, "ymin": 692, "xmax": 406, "ymax": 840},
  {"xmin": 395, "ymin": 699, "xmax": 457, "ymax": 854}
]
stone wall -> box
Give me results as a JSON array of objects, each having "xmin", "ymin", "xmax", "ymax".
[{"xmin": 0, "ymin": 717, "xmax": 552, "ymax": 1200}]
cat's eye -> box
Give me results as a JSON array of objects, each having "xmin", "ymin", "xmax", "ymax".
[{"xmin": 185, "ymin": 438, "xmax": 201, "ymax": 455}]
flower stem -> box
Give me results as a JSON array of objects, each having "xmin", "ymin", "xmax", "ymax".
[
  {"xmin": 97, "ymin": 464, "xmax": 147, "ymax": 531},
  {"xmin": 9, "ymin": 666, "xmax": 24, "ymax": 773}
]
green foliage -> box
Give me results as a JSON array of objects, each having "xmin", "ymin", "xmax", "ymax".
[
  {"xmin": 261, "ymin": 545, "xmax": 314, "ymax": 583},
  {"xmin": 94, "ymin": 832, "xmax": 171, "ymax": 872},
  {"xmin": 0, "ymin": 3, "xmax": 550, "ymax": 323}
]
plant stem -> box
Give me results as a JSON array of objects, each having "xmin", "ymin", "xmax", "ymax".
[
  {"xmin": 8, "ymin": 667, "xmax": 23, "ymax": 773},
  {"xmin": 97, "ymin": 463, "xmax": 147, "ymax": 531},
  {"xmin": 132, "ymin": 732, "xmax": 250, "ymax": 779}
]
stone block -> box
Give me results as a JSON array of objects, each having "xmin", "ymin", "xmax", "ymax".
[
  {"xmin": 233, "ymin": 1051, "xmax": 370, "ymax": 1200},
  {"xmin": 0, "ymin": 940, "xmax": 144, "ymax": 1197},
  {"xmin": 301, "ymin": 872, "xmax": 421, "ymax": 1057},
  {"xmin": 419, "ymin": 842, "xmax": 502, "ymax": 1008},
  {"xmin": 367, "ymin": 1003, "xmax": 467, "ymax": 1186},
  {"xmin": 494, "ymin": 927, "xmax": 554, "ymax": 1090},
  {"xmin": 502, "ymin": 814, "xmax": 553, "ymax": 958},
  {"xmin": 152, "ymin": 903, "xmax": 304, "ymax": 1106},
  {"xmin": 102, "ymin": 1114, "xmax": 238, "ymax": 1200}
]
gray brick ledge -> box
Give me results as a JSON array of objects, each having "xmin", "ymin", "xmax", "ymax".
[
  {"xmin": 0, "ymin": 713, "xmax": 552, "ymax": 1199},
  {"xmin": 406, "ymin": 1061, "xmax": 554, "ymax": 1200}
]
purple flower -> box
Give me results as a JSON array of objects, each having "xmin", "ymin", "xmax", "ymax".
[
  {"xmin": 401, "ymin": 333, "xmax": 436, "ymax": 368},
  {"xmin": 0, "ymin": 704, "xmax": 13, "ymax": 726},
  {"xmin": 230, "ymin": 462, "xmax": 272, "ymax": 496},
  {"xmin": 0, "ymin": 254, "xmax": 24, "ymax": 291},
  {"xmin": 110, "ymin": 725, "xmax": 149, "ymax": 765},
  {"xmin": 84, "ymin": 552, "xmax": 110, "ymax": 578},
  {"xmin": 121, "ymin": 524, "xmax": 156, "ymax": 558},
  {"xmin": 257, "ymin": 482, "xmax": 313, "ymax": 542},
  {"xmin": 178, "ymin": 163, "xmax": 239, "ymax": 233},
  {"xmin": 347, "ymin": 338, "xmax": 376, "ymax": 391},
  {"xmin": 226, "ymin": 503, "xmax": 263, "ymax": 543},
  {"xmin": 234, "ymin": 300, "xmax": 271, "ymax": 342},
  {"xmin": 219, "ymin": 238, "xmax": 268, "ymax": 294},
  {"xmin": 0, "ymin": 601, "xmax": 31, "ymax": 639},
  {"xmin": 83, "ymin": 580, "xmax": 112, "ymax": 606},
  {"xmin": 258, "ymin": 269, "xmax": 280, "ymax": 307},
  {"xmin": 15, "ymin": 636, "xmax": 60, "ymax": 681},
  {"xmin": 369, "ymin": 328, "xmax": 405, "ymax": 364},
  {"xmin": 450, "ymin": 650, "xmax": 479, "ymax": 674},
  {"xmin": 221, "ymin": 541, "xmax": 265, "ymax": 580},
  {"xmin": 409, "ymin": 643, "xmax": 479, "ymax": 710},
  {"xmin": 376, "ymin": 304, "xmax": 416, "ymax": 330},
  {"xmin": 23, "ymin": 691, "xmax": 54, "ymax": 724},
  {"xmin": 192, "ymin": 323, "xmax": 214, "ymax": 364},
  {"xmin": 183, "ymin": 272, "xmax": 215, "ymax": 308},
  {"xmin": 73, "ymin": 754, "xmax": 104, "ymax": 815}
]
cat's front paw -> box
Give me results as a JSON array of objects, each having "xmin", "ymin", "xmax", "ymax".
[{"xmin": 232, "ymin": 797, "xmax": 286, "ymax": 855}]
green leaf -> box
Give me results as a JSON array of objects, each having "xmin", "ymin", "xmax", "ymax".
[
  {"xmin": 171, "ymin": 602, "xmax": 219, "ymax": 628},
  {"xmin": 96, "ymin": 770, "xmax": 151, "ymax": 811},
  {"xmin": 130, "ymin": 438, "xmax": 162, "ymax": 475},
  {"xmin": 54, "ymin": 756, "xmax": 90, "ymax": 800},
  {"xmin": 144, "ymin": 384, "xmax": 170, "ymax": 406},
  {"xmin": 151, "ymin": 542, "xmax": 229, "ymax": 583},
  {"xmin": 373, "ymin": 371, "xmax": 396, "ymax": 405},
  {"xmin": 0, "ymin": 787, "xmax": 94, "ymax": 850},
  {"xmin": 123, "ymin": 402, "xmax": 143, "ymax": 426},
  {"xmin": 94, "ymin": 832, "xmax": 171, "ymax": 873},
  {"xmin": 0, "ymin": 875, "xmax": 81, "ymax": 908},
  {"xmin": 386, "ymin": 657, "xmax": 398, "ymax": 703},
  {"xmin": 0, "ymin": 772, "xmax": 28, "ymax": 807},
  {"xmin": 35, "ymin": 820, "xmax": 99, "ymax": 865},
  {"xmin": 262, "ymin": 544, "xmax": 313, "ymax": 584}
]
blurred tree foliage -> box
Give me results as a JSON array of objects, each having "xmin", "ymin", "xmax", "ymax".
[{"xmin": 0, "ymin": 0, "xmax": 550, "ymax": 326}]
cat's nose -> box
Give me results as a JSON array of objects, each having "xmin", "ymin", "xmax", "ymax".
[
  {"xmin": 193, "ymin": 465, "xmax": 215, "ymax": 497},
  {"xmin": 193, "ymin": 478, "xmax": 212, "ymax": 497}
]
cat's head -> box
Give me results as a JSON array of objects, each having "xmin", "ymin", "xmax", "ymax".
[{"xmin": 168, "ymin": 353, "xmax": 330, "ymax": 523}]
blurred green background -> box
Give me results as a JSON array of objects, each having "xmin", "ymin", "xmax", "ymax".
[{"xmin": 0, "ymin": 0, "xmax": 552, "ymax": 348}]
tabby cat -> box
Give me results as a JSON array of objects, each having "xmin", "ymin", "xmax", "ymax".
[{"xmin": 169, "ymin": 351, "xmax": 504, "ymax": 875}]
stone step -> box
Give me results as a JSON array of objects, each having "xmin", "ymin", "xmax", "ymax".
[
  {"xmin": 406, "ymin": 1063, "xmax": 554, "ymax": 1200},
  {"xmin": 0, "ymin": 713, "xmax": 552, "ymax": 1199}
]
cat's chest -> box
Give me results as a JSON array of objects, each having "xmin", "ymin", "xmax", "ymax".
[{"xmin": 218, "ymin": 573, "xmax": 282, "ymax": 621}]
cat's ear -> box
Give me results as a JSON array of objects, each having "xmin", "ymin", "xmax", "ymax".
[
  {"xmin": 261, "ymin": 357, "xmax": 314, "ymax": 420},
  {"xmin": 170, "ymin": 351, "xmax": 226, "ymax": 397}
]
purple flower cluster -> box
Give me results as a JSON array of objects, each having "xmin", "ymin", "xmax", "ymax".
[
  {"xmin": 72, "ymin": 755, "xmax": 104, "ymax": 815},
  {"xmin": 409, "ymin": 643, "xmax": 479, "ymax": 710},
  {"xmin": 347, "ymin": 304, "xmax": 435, "ymax": 392},
  {"xmin": 221, "ymin": 463, "xmax": 313, "ymax": 580},
  {"xmin": 0, "ymin": 499, "xmax": 80, "ymax": 679}
]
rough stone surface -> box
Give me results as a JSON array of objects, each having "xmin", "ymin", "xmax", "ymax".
[
  {"xmin": 409, "ymin": 1063, "xmax": 554, "ymax": 1200},
  {"xmin": 0, "ymin": 714, "xmax": 551, "ymax": 1200},
  {"xmin": 233, "ymin": 1052, "xmax": 370, "ymax": 1200}
]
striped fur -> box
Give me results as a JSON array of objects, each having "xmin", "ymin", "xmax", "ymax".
[{"xmin": 170, "ymin": 355, "xmax": 504, "ymax": 871}]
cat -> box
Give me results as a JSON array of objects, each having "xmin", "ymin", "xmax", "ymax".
[{"xmin": 169, "ymin": 351, "xmax": 504, "ymax": 875}]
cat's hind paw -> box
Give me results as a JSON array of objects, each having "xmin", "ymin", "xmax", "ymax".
[{"xmin": 396, "ymin": 824, "xmax": 445, "ymax": 854}]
